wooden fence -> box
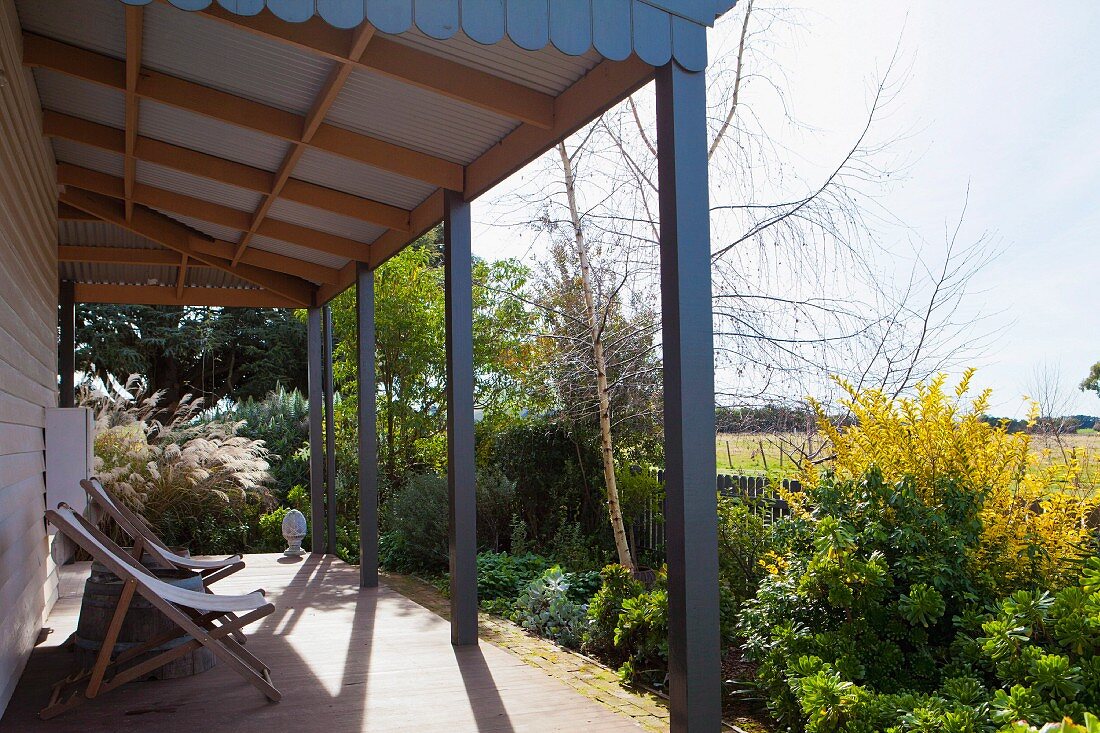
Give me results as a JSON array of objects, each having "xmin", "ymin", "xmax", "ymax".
[{"xmin": 632, "ymin": 471, "xmax": 796, "ymax": 556}]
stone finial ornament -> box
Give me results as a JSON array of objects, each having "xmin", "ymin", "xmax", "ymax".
[{"xmin": 281, "ymin": 509, "xmax": 307, "ymax": 556}]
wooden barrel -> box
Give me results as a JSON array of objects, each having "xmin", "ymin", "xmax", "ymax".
[{"xmin": 74, "ymin": 562, "xmax": 217, "ymax": 680}]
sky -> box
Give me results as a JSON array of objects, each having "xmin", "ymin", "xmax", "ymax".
[{"xmin": 470, "ymin": 0, "xmax": 1100, "ymax": 418}]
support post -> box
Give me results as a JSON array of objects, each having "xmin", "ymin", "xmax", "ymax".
[
  {"xmin": 444, "ymin": 189, "xmax": 478, "ymax": 646},
  {"xmin": 59, "ymin": 280, "xmax": 75, "ymax": 408},
  {"xmin": 656, "ymin": 58, "xmax": 721, "ymax": 732},
  {"xmin": 307, "ymin": 307, "xmax": 325, "ymax": 555},
  {"xmin": 323, "ymin": 305, "xmax": 337, "ymax": 555},
  {"xmin": 357, "ymin": 264, "xmax": 378, "ymax": 587}
]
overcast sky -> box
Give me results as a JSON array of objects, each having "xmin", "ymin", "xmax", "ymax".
[{"xmin": 472, "ymin": 0, "xmax": 1100, "ymax": 417}]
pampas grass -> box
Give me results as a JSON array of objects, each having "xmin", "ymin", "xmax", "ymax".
[{"xmin": 83, "ymin": 376, "xmax": 274, "ymax": 552}]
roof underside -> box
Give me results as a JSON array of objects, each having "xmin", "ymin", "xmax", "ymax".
[{"xmin": 17, "ymin": 0, "xmax": 707, "ymax": 307}]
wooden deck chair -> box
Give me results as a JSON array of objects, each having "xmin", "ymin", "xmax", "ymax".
[
  {"xmin": 41, "ymin": 506, "xmax": 280, "ymax": 720},
  {"xmin": 81, "ymin": 478, "xmax": 245, "ymax": 588}
]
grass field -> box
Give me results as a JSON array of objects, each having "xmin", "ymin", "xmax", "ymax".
[{"xmin": 716, "ymin": 431, "xmax": 1100, "ymax": 483}]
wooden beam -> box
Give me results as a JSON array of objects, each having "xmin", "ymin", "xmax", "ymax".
[
  {"xmin": 466, "ymin": 56, "xmax": 656, "ymax": 199},
  {"xmin": 58, "ymin": 203, "xmax": 98, "ymax": 221},
  {"xmin": 73, "ymin": 282, "xmax": 297, "ymax": 308},
  {"xmin": 233, "ymin": 24, "xmax": 376, "ymax": 265},
  {"xmin": 58, "ymin": 240, "xmax": 340, "ymax": 284},
  {"xmin": 175, "ymin": 254, "xmax": 188, "ymax": 298},
  {"xmin": 43, "ymin": 112, "xmax": 411, "ymax": 230},
  {"xmin": 196, "ymin": 6, "xmax": 555, "ymax": 129},
  {"xmin": 58, "ymin": 245, "xmax": 180, "ymax": 266},
  {"xmin": 124, "ymin": 6, "xmax": 143, "ymax": 221},
  {"xmin": 57, "ymin": 163, "xmax": 370, "ymax": 262},
  {"xmin": 24, "ymin": 34, "xmax": 464, "ymax": 190},
  {"xmin": 59, "ymin": 188, "xmax": 316, "ymax": 306}
]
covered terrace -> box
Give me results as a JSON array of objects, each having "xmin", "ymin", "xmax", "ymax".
[{"xmin": 0, "ymin": 0, "xmax": 726, "ymax": 730}]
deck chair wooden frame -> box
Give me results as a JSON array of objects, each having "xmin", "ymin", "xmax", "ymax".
[
  {"xmin": 81, "ymin": 478, "xmax": 246, "ymax": 587},
  {"xmin": 41, "ymin": 506, "xmax": 280, "ymax": 720}
]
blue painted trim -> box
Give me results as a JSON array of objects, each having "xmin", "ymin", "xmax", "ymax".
[
  {"xmin": 318, "ymin": 0, "xmax": 366, "ymax": 28},
  {"xmin": 548, "ymin": 0, "xmax": 592, "ymax": 57},
  {"xmin": 461, "ymin": 0, "xmax": 506, "ymax": 45},
  {"xmin": 416, "ymin": 0, "xmax": 461, "ymax": 39},
  {"xmin": 593, "ymin": 0, "xmax": 633, "ymax": 61},
  {"xmin": 148, "ymin": 0, "xmax": 722, "ymax": 71}
]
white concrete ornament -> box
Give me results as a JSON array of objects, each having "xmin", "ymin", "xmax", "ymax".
[{"xmin": 281, "ymin": 509, "xmax": 307, "ymax": 556}]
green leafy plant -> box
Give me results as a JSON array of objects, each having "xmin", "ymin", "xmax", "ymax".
[{"xmin": 513, "ymin": 567, "xmax": 589, "ymax": 649}]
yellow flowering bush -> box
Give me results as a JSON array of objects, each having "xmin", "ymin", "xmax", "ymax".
[{"xmin": 803, "ymin": 370, "xmax": 1097, "ymax": 593}]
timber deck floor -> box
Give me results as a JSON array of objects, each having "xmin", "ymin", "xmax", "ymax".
[{"xmin": 1, "ymin": 553, "xmax": 643, "ymax": 732}]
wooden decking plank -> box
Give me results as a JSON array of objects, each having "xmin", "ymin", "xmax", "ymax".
[{"xmin": 0, "ymin": 554, "xmax": 643, "ymax": 732}]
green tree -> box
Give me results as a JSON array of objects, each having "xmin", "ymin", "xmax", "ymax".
[
  {"xmin": 76, "ymin": 305, "xmax": 307, "ymax": 407},
  {"xmin": 329, "ymin": 231, "xmax": 547, "ymax": 482},
  {"xmin": 1081, "ymin": 362, "xmax": 1100, "ymax": 398}
]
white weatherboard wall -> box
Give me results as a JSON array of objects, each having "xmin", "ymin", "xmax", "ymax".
[{"xmin": 0, "ymin": 0, "xmax": 59, "ymax": 715}]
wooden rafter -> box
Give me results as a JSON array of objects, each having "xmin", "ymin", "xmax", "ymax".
[
  {"xmin": 195, "ymin": 6, "xmax": 555, "ymax": 129},
  {"xmin": 233, "ymin": 23, "xmax": 375, "ymax": 265},
  {"xmin": 73, "ymin": 283, "xmax": 298, "ymax": 308},
  {"xmin": 314, "ymin": 57, "xmax": 656, "ymax": 304},
  {"xmin": 59, "ymin": 188, "xmax": 316, "ymax": 307},
  {"xmin": 23, "ymin": 34, "xmax": 464, "ymax": 190},
  {"xmin": 57, "ymin": 163, "xmax": 370, "ymax": 262},
  {"xmin": 123, "ymin": 6, "xmax": 143, "ymax": 221},
  {"xmin": 175, "ymin": 254, "xmax": 188, "ymax": 298},
  {"xmin": 57, "ymin": 242, "xmax": 340, "ymax": 285},
  {"xmin": 43, "ymin": 112, "xmax": 411, "ymax": 231}
]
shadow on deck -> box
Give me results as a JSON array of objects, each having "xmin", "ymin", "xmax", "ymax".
[{"xmin": 0, "ymin": 554, "xmax": 642, "ymax": 732}]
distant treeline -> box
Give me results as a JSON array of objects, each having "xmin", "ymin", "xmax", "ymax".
[
  {"xmin": 980, "ymin": 414, "xmax": 1100, "ymax": 433},
  {"xmin": 717, "ymin": 405, "xmax": 1100, "ymax": 435}
]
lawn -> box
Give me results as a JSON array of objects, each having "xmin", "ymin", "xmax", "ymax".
[{"xmin": 717, "ymin": 430, "xmax": 1100, "ymax": 484}]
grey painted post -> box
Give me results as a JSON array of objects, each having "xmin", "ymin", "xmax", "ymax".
[
  {"xmin": 59, "ymin": 280, "xmax": 75, "ymax": 408},
  {"xmin": 656, "ymin": 58, "xmax": 722, "ymax": 731},
  {"xmin": 323, "ymin": 305, "xmax": 337, "ymax": 554},
  {"xmin": 356, "ymin": 264, "xmax": 378, "ymax": 587},
  {"xmin": 307, "ymin": 307, "xmax": 325, "ymax": 555},
  {"xmin": 444, "ymin": 189, "xmax": 478, "ymax": 646}
]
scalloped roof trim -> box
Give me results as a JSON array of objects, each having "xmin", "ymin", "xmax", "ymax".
[{"xmin": 119, "ymin": 0, "xmax": 715, "ymax": 71}]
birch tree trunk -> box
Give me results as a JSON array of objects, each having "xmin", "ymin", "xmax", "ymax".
[{"xmin": 557, "ymin": 142, "xmax": 635, "ymax": 571}]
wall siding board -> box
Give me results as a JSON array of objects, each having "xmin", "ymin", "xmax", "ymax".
[{"xmin": 0, "ymin": 0, "xmax": 59, "ymax": 719}]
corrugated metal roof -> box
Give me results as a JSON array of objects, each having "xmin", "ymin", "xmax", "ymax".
[
  {"xmin": 155, "ymin": 211, "xmax": 242, "ymax": 244},
  {"xmin": 59, "ymin": 220, "xmax": 162, "ymax": 249},
  {"xmin": 384, "ymin": 28, "xmax": 600, "ymax": 97},
  {"xmin": 60, "ymin": 261, "xmax": 178, "ymax": 286},
  {"xmin": 267, "ymin": 198, "xmax": 387, "ymax": 244},
  {"xmin": 328, "ymin": 68, "xmax": 518, "ymax": 164},
  {"xmin": 248, "ymin": 235, "xmax": 351, "ymax": 271},
  {"xmin": 136, "ymin": 160, "xmax": 264, "ymax": 212},
  {"xmin": 139, "ymin": 101, "xmax": 291, "ymax": 172},
  {"xmin": 17, "ymin": 0, "xmax": 124, "ymax": 59},
  {"xmin": 141, "ymin": 2, "xmax": 336, "ymax": 116},
  {"xmin": 33, "ymin": 68, "xmax": 126, "ymax": 129},
  {"xmin": 293, "ymin": 147, "xmax": 436, "ymax": 211},
  {"xmin": 186, "ymin": 267, "xmax": 259, "ymax": 290},
  {"xmin": 53, "ymin": 138, "xmax": 125, "ymax": 178}
]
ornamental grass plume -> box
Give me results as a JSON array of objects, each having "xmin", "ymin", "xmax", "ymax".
[
  {"xmin": 83, "ymin": 376, "xmax": 273, "ymax": 547},
  {"xmin": 800, "ymin": 369, "xmax": 1098, "ymax": 593}
]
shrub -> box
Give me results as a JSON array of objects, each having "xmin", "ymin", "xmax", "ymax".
[
  {"xmin": 806, "ymin": 371, "xmax": 1098, "ymax": 594},
  {"xmin": 224, "ymin": 386, "xmax": 309, "ymax": 500},
  {"xmin": 614, "ymin": 574, "xmax": 669, "ymax": 687},
  {"xmin": 380, "ymin": 471, "xmax": 449, "ymax": 573},
  {"xmin": 585, "ymin": 564, "xmax": 646, "ymax": 663},
  {"xmin": 514, "ymin": 567, "xmax": 590, "ymax": 649},
  {"xmin": 477, "ymin": 468, "xmax": 516, "ymax": 552},
  {"xmin": 717, "ymin": 494, "xmax": 769, "ymax": 606},
  {"xmin": 477, "ymin": 551, "xmax": 554, "ymax": 605},
  {"xmin": 256, "ymin": 506, "xmax": 290, "ymax": 552}
]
